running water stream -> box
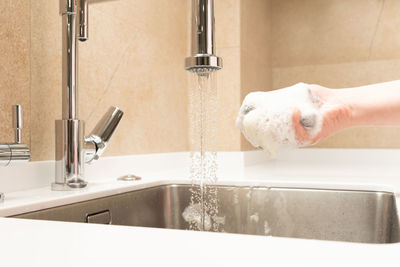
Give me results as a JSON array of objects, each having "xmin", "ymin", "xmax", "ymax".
[{"xmin": 182, "ymin": 68, "xmax": 224, "ymax": 232}]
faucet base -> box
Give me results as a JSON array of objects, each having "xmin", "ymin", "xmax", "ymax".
[
  {"xmin": 54, "ymin": 119, "xmax": 87, "ymax": 191},
  {"xmin": 52, "ymin": 179, "xmax": 88, "ymax": 191},
  {"xmin": 0, "ymin": 193, "xmax": 4, "ymax": 202}
]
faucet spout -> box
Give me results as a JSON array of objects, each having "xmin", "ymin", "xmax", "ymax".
[{"xmin": 185, "ymin": 0, "xmax": 222, "ymax": 71}]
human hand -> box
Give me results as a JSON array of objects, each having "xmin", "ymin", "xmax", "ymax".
[
  {"xmin": 236, "ymin": 83, "xmax": 347, "ymax": 156},
  {"xmin": 292, "ymin": 84, "xmax": 352, "ymax": 146}
]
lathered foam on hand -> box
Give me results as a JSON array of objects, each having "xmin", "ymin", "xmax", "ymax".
[{"xmin": 236, "ymin": 83, "xmax": 323, "ymax": 157}]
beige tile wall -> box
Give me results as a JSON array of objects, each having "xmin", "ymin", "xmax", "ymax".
[
  {"xmin": 270, "ymin": 0, "xmax": 400, "ymax": 149},
  {"xmin": 3, "ymin": 0, "xmax": 400, "ymax": 161},
  {"xmin": 240, "ymin": 0, "xmax": 271, "ymax": 150},
  {"xmin": 214, "ymin": 0, "xmax": 272, "ymax": 151},
  {"xmin": 202, "ymin": 0, "xmax": 272, "ymax": 152},
  {"xmin": 0, "ymin": 1, "xmax": 30, "ymax": 145},
  {"xmin": 4, "ymin": 0, "xmax": 236, "ymax": 162},
  {"xmin": 215, "ymin": 0, "xmax": 242, "ymax": 151},
  {"xmin": 29, "ymin": 0, "xmax": 189, "ymax": 161}
]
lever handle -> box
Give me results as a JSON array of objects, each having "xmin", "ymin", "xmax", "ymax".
[
  {"xmin": 12, "ymin": 105, "xmax": 23, "ymax": 144},
  {"xmin": 85, "ymin": 106, "xmax": 124, "ymax": 162},
  {"xmin": 90, "ymin": 106, "xmax": 123, "ymax": 144}
]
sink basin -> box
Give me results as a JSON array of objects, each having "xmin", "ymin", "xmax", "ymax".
[{"xmin": 12, "ymin": 184, "xmax": 400, "ymax": 244}]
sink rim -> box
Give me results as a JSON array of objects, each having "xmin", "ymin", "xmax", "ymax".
[{"xmin": 12, "ymin": 182, "xmax": 400, "ymax": 244}]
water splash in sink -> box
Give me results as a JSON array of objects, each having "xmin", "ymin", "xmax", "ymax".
[{"xmin": 182, "ymin": 202, "xmax": 212, "ymax": 231}]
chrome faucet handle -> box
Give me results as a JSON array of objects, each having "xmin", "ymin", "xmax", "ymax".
[
  {"xmin": 0, "ymin": 105, "xmax": 30, "ymax": 201},
  {"xmin": 0, "ymin": 104, "xmax": 30, "ymax": 167},
  {"xmin": 13, "ymin": 105, "xmax": 23, "ymax": 144},
  {"xmin": 85, "ymin": 106, "xmax": 124, "ymax": 162}
]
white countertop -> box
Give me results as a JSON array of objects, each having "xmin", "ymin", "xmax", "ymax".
[
  {"xmin": 0, "ymin": 217, "xmax": 398, "ymax": 267},
  {"xmin": 0, "ymin": 149, "xmax": 400, "ymax": 266}
]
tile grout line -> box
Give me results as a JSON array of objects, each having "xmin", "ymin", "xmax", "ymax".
[{"xmin": 368, "ymin": 0, "xmax": 386, "ymax": 60}]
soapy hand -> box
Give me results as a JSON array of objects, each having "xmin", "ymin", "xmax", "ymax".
[
  {"xmin": 236, "ymin": 83, "xmax": 348, "ymax": 156},
  {"xmin": 237, "ymin": 79, "xmax": 400, "ymax": 157},
  {"xmin": 291, "ymin": 84, "xmax": 349, "ymax": 146}
]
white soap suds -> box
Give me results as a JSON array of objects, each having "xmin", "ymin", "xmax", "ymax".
[{"xmin": 236, "ymin": 83, "xmax": 323, "ymax": 157}]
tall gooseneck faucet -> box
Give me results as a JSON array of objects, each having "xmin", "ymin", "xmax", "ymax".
[{"xmin": 54, "ymin": 0, "xmax": 123, "ymax": 190}]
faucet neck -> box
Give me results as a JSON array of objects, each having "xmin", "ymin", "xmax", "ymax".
[
  {"xmin": 61, "ymin": 0, "xmax": 79, "ymax": 120},
  {"xmin": 60, "ymin": 0, "xmax": 88, "ymax": 120},
  {"xmin": 185, "ymin": 0, "xmax": 222, "ymax": 71},
  {"xmin": 191, "ymin": 0, "xmax": 216, "ymax": 56}
]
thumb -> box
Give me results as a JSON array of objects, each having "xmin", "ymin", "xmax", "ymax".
[{"xmin": 292, "ymin": 108, "xmax": 311, "ymax": 145}]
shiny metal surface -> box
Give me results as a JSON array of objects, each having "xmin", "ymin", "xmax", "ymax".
[
  {"xmin": 0, "ymin": 145, "xmax": 12, "ymax": 167},
  {"xmin": 85, "ymin": 107, "xmax": 124, "ymax": 162},
  {"xmin": 185, "ymin": 55, "xmax": 222, "ymax": 72},
  {"xmin": 12, "ymin": 105, "xmax": 23, "ymax": 144},
  {"xmin": 61, "ymin": 0, "xmax": 79, "ymax": 120},
  {"xmin": 0, "ymin": 105, "xmax": 30, "ymax": 167},
  {"xmin": 54, "ymin": 120, "xmax": 87, "ymax": 190},
  {"xmin": 117, "ymin": 174, "xmax": 142, "ymax": 182},
  {"xmin": 14, "ymin": 184, "xmax": 400, "ymax": 244},
  {"xmin": 185, "ymin": 0, "xmax": 222, "ymax": 71},
  {"xmin": 77, "ymin": 0, "xmax": 88, "ymax": 41},
  {"xmin": 0, "ymin": 105, "xmax": 30, "ymax": 201},
  {"xmin": 56, "ymin": 1, "xmax": 123, "ymax": 190},
  {"xmin": 7, "ymin": 144, "xmax": 30, "ymax": 164},
  {"xmin": 86, "ymin": 210, "xmax": 111, "ymax": 224}
]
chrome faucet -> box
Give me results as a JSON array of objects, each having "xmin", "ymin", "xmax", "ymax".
[
  {"xmin": 53, "ymin": 0, "xmax": 123, "ymax": 190},
  {"xmin": 185, "ymin": 0, "xmax": 223, "ymax": 71},
  {"xmin": 0, "ymin": 105, "xmax": 31, "ymax": 202}
]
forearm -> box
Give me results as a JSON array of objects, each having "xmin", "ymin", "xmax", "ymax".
[
  {"xmin": 334, "ymin": 80, "xmax": 400, "ymax": 127},
  {"xmin": 309, "ymin": 81, "xmax": 400, "ymax": 142},
  {"xmin": 237, "ymin": 80, "xmax": 400, "ymax": 155}
]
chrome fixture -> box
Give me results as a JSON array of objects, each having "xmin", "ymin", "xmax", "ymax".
[
  {"xmin": 185, "ymin": 0, "xmax": 223, "ymax": 71},
  {"xmin": 54, "ymin": 0, "xmax": 123, "ymax": 191},
  {"xmin": 117, "ymin": 174, "xmax": 142, "ymax": 182},
  {"xmin": 0, "ymin": 105, "xmax": 31, "ymax": 202},
  {"xmin": 0, "ymin": 105, "xmax": 31, "ymax": 167}
]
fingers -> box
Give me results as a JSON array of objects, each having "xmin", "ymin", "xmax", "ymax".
[
  {"xmin": 292, "ymin": 108, "xmax": 311, "ymax": 144},
  {"xmin": 300, "ymin": 113, "xmax": 316, "ymax": 129}
]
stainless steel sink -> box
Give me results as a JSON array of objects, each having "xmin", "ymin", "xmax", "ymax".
[{"xmin": 12, "ymin": 184, "xmax": 400, "ymax": 244}]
